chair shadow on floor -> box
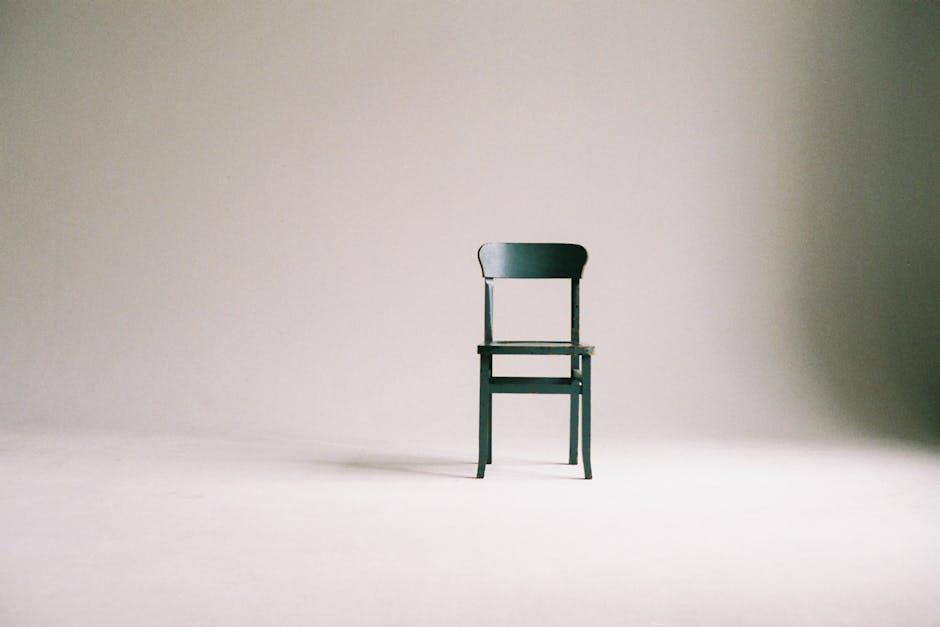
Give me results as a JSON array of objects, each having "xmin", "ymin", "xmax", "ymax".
[
  {"xmin": 334, "ymin": 454, "xmax": 579, "ymax": 479},
  {"xmin": 339, "ymin": 454, "xmax": 473, "ymax": 478}
]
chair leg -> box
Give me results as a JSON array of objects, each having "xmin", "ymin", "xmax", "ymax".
[
  {"xmin": 569, "ymin": 355, "xmax": 579, "ymax": 464},
  {"xmin": 477, "ymin": 354, "xmax": 491, "ymax": 478},
  {"xmin": 568, "ymin": 394, "xmax": 579, "ymax": 465},
  {"xmin": 487, "ymin": 390, "xmax": 493, "ymax": 464},
  {"xmin": 581, "ymin": 355, "xmax": 592, "ymax": 480}
]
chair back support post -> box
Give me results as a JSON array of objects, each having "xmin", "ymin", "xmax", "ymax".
[
  {"xmin": 484, "ymin": 278, "xmax": 494, "ymax": 344},
  {"xmin": 570, "ymin": 278, "xmax": 580, "ymax": 344}
]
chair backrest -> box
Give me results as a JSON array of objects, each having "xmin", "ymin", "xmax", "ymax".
[
  {"xmin": 478, "ymin": 243, "xmax": 587, "ymax": 279},
  {"xmin": 477, "ymin": 243, "xmax": 588, "ymax": 343}
]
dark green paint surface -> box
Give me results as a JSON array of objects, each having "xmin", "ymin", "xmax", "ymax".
[
  {"xmin": 478, "ymin": 242, "xmax": 587, "ymax": 279},
  {"xmin": 475, "ymin": 243, "xmax": 594, "ymax": 479},
  {"xmin": 478, "ymin": 341, "xmax": 594, "ymax": 355}
]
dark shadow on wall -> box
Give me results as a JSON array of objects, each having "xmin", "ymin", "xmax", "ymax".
[{"xmin": 798, "ymin": 3, "xmax": 940, "ymax": 442}]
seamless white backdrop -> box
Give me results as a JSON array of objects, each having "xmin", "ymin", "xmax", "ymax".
[{"xmin": 2, "ymin": 2, "xmax": 937, "ymax": 445}]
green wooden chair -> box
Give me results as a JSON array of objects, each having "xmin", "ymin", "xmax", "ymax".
[{"xmin": 476, "ymin": 243, "xmax": 595, "ymax": 479}]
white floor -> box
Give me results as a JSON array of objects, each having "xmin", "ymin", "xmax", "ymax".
[{"xmin": 1, "ymin": 431, "xmax": 938, "ymax": 626}]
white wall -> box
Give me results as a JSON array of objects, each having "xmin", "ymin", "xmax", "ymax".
[{"xmin": 2, "ymin": 2, "xmax": 937, "ymax": 443}]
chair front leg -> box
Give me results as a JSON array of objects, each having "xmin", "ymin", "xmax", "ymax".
[
  {"xmin": 581, "ymin": 354, "xmax": 592, "ymax": 480},
  {"xmin": 476, "ymin": 354, "xmax": 491, "ymax": 478},
  {"xmin": 487, "ymin": 384, "xmax": 493, "ymax": 464},
  {"xmin": 569, "ymin": 355, "xmax": 579, "ymax": 464}
]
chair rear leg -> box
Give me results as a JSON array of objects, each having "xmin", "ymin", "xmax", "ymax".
[{"xmin": 581, "ymin": 355, "xmax": 592, "ymax": 480}]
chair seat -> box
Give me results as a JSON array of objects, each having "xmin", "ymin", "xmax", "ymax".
[{"xmin": 477, "ymin": 341, "xmax": 595, "ymax": 355}]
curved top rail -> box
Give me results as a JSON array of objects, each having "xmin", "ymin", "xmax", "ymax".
[{"xmin": 477, "ymin": 243, "xmax": 588, "ymax": 278}]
